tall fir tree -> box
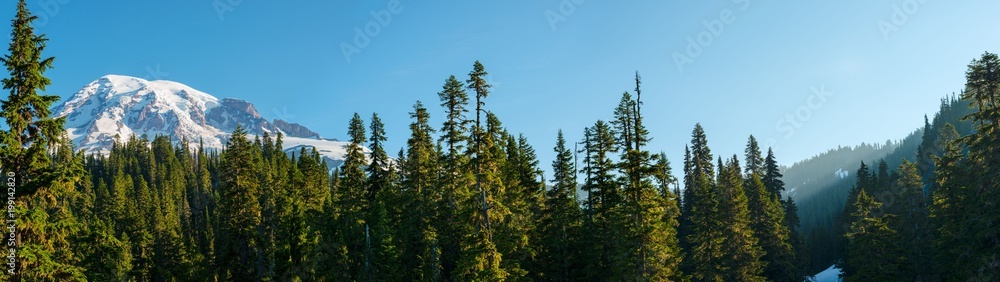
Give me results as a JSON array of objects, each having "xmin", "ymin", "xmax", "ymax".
[
  {"xmin": 915, "ymin": 115, "xmax": 937, "ymax": 192},
  {"xmin": 745, "ymin": 138, "xmax": 798, "ymax": 281},
  {"xmin": 930, "ymin": 121, "xmax": 970, "ymax": 278},
  {"xmin": 783, "ymin": 195, "xmax": 809, "ymax": 280},
  {"xmin": 763, "ymin": 148, "xmax": 808, "ymax": 279},
  {"xmin": 398, "ymin": 101, "xmax": 445, "ymax": 280},
  {"xmin": 717, "ymin": 156, "xmax": 765, "ymax": 281},
  {"xmin": 364, "ymin": 113, "xmax": 403, "ymax": 281},
  {"xmin": 454, "ymin": 61, "xmax": 508, "ymax": 281},
  {"xmin": 744, "ymin": 136, "xmax": 765, "ymax": 178},
  {"xmin": 652, "ymin": 151, "xmax": 683, "ymax": 279},
  {"xmin": 762, "ymin": 148, "xmax": 785, "ymax": 198},
  {"xmin": 0, "ymin": 2, "xmax": 85, "ymax": 280},
  {"xmin": 682, "ymin": 124, "xmax": 726, "ymax": 280},
  {"xmin": 216, "ymin": 125, "xmax": 263, "ymax": 280},
  {"xmin": 959, "ymin": 52, "xmax": 1000, "ymax": 279},
  {"xmin": 677, "ymin": 145, "xmax": 694, "ymax": 257},
  {"xmin": 842, "ymin": 190, "xmax": 906, "ymax": 282},
  {"xmin": 838, "ymin": 161, "xmax": 871, "ymax": 276},
  {"xmin": 536, "ymin": 130, "xmax": 584, "ymax": 281},
  {"xmin": 332, "ymin": 113, "xmax": 370, "ymax": 280},
  {"xmin": 611, "ymin": 79, "xmax": 681, "ymax": 280},
  {"xmin": 746, "ymin": 171, "xmax": 795, "ymax": 281},
  {"xmin": 931, "ymin": 52, "xmax": 1000, "ymax": 280},
  {"xmin": 890, "ymin": 159, "xmax": 933, "ymax": 281},
  {"xmin": 498, "ymin": 133, "xmax": 543, "ymax": 280},
  {"xmin": 437, "ymin": 75, "xmax": 474, "ymax": 279},
  {"xmin": 578, "ymin": 120, "xmax": 620, "ymax": 281},
  {"xmin": 841, "ymin": 161, "xmax": 872, "ymax": 237}
]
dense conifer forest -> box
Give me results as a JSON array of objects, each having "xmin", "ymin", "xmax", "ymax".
[{"xmin": 1, "ymin": 1, "xmax": 998, "ymax": 281}]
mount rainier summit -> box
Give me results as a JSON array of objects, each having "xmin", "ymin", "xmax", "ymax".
[{"xmin": 52, "ymin": 74, "xmax": 367, "ymax": 167}]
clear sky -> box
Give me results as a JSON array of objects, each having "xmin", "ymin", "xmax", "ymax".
[{"xmin": 5, "ymin": 1, "xmax": 1000, "ymax": 178}]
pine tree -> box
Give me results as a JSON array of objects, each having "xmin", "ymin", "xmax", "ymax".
[
  {"xmin": 216, "ymin": 125, "xmax": 263, "ymax": 280},
  {"xmin": 915, "ymin": 115, "xmax": 937, "ymax": 192},
  {"xmin": 535, "ymin": 130, "xmax": 584, "ymax": 281},
  {"xmin": 578, "ymin": 120, "xmax": 619, "ymax": 281},
  {"xmin": 745, "ymin": 135, "xmax": 765, "ymax": 177},
  {"xmin": 871, "ymin": 160, "xmax": 891, "ymax": 203},
  {"xmin": 606, "ymin": 92, "xmax": 640, "ymax": 280},
  {"xmin": 838, "ymin": 161, "xmax": 871, "ymax": 275},
  {"xmin": 437, "ymin": 75, "xmax": 474, "ymax": 279},
  {"xmin": 454, "ymin": 61, "xmax": 507, "ymax": 281},
  {"xmin": 272, "ymin": 133, "xmax": 322, "ymax": 280},
  {"xmin": 959, "ymin": 52, "xmax": 1000, "ymax": 279},
  {"xmin": 842, "ymin": 190, "xmax": 906, "ymax": 282},
  {"xmin": 0, "ymin": 0, "xmax": 65, "ymax": 194},
  {"xmin": 193, "ymin": 140, "xmax": 218, "ymax": 279},
  {"xmin": 930, "ymin": 121, "xmax": 971, "ymax": 279},
  {"xmin": 717, "ymin": 156, "xmax": 765, "ymax": 281},
  {"xmin": 652, "ymin": 151, "xmax": 683, "ymax": 279},
  {"xmin": 364, "ymin": 112, "xmax": 403, "ymax": 281},
  {"xmin": 80, "ymin": 220, "xmax": 133, "ymax": 281},
  {"xmin": 841, "ymin": 161, "xmax": 872, "ymax": 235},
  {"xmin": 315, "ymin": 163, "xmax": 350, "ymax": 281},
  {"xmin": 783, "ymin": 195, "xmax": 810, "ymax": 280},
  {"xmin": 439, "ymin": 75, "xmax": 471, "ymax": 155},
  {"xmin": 891, "ymin": 159, "xmax": 933, "ymax": 280},
  {"xmin": 149, "ymin": 136, "xmax": 193, "ymax": 281},
  {"xmin": 400, "ymin": 101, "xmax": 444, "ymax": 280},
  {"xmin": 763, "ymin": 148, "xmax": 808, "ymax": 280},
  {"xmin": 258, "ymin": 135, "xmax": 282, "ymax": 279},
  {"xmin": 0, "ymin": 2, "xmax": 87, "ymax": 280},
  {"xmin": 106, "ymin": 143, "xmax": 156, "ymax": 280},
  {"xmin": 611, "ymin": 79, "xmax": 681, "ymax": 280},
  {"xmin": 745, "ymin": 138, "xmax": 797, "ymax": 281},
  {"xmin": 930, "ymin": 52, "xmax": 1000, "ymax": 280},
  {"xmin": 762, "ymin": 148, "xmax": 785, "ymax": 198},
  {"xmin": 936, "ymin": 122, "xmax": 960, "ymax": 153},
  {"xmin": 678, "ymin": 145, "xmax": 694, "ymax": 255},
  {"xmin": 746, "ymin": 171, "xmax": 795, "ymax": 281},
  {"xmin": 328, "ymin": 113, "xmax": 370, "ymax": 280},
  {"xmin": 20, "ymin": 137, "xmax": 88, "ymax": 281},
  {"xmin": 611, "ymin": 92, "xmax": 637, "ymax": 152},
  {"xmin": 498, "ymin": 133, "xmax": 543, "ymax": 280},
  {"xmin": 683, "ymin": 124, "xmax": 725, "ymax": 280}
]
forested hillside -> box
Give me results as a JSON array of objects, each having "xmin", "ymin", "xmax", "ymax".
[
  {"xmin": 785, "ymin": 95, "xmax": 977, "ymax": 272},
  {"xmin": 827, "ymin": 52, "xmax": 998, "ymax": 281}
]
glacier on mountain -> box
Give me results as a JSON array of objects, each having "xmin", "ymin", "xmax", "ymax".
[{"xmin": 53, "ymin": 74, "xmax": 364, "ymax": 166}]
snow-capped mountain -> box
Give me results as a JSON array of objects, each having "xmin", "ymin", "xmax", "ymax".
[{"xmin": 53, "ymin": 74, "xmax": 366, "ymax": 167}]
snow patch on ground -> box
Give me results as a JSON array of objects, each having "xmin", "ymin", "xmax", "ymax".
[
  {"xmin": 279, "ymin": 136, "xmax": 371, "ymax": 169},
  {"xmin": 811, "ymin": 264, "xmax": 842, "ymax": 282},
  {"xmin": 834, "ymin": 168, "xmax": 849, "ymax": 179}
]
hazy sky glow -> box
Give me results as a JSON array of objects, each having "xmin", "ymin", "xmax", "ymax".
[{"xmin": 6, "ymin": 1, "xmax": 1000, "ymax": 178}]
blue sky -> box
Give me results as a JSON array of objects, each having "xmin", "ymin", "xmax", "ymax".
[{"xmin": 5, "ymin": 1, "xmax": 1000, "ymax": 177}]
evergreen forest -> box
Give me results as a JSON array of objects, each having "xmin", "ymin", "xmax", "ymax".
[{"xmin": 2, "ymin": 1, "xmax": 998, "ymax": 281}]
